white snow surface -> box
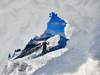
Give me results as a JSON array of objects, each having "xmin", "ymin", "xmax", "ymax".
[{"xmin": 0, "ymin": 0, "xmax": 100, "ymax": 75}]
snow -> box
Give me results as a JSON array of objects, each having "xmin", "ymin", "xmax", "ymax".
[
  {"xmin": 0, "ymin": 0, "xmax": 100, "ymax": 75},
  {"xmin": 47, "ymin": 35, "xmax": 60, "ymax": 47},
  {"xmin": 2, "ymin": 48, "xmax": 68, "ymax": 75}
]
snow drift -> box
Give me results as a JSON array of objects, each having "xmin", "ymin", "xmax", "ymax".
[{"xmin": 0, "ymin": 0, "xmax": 100, "ymax": 75}]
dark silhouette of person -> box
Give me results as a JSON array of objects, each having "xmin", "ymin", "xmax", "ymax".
[{"xmin": 42, "ymin": 40, "xmax": 49, "ymax": 54}]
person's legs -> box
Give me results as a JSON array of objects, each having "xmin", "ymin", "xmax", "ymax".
[{"xmin": 43, "ymin": 49, "xmax": 46, "ymax": 54}]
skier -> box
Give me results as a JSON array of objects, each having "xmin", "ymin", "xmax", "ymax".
[{"xmin": 42, "ymin": 40, "xmax": 49, "ymax": 55}]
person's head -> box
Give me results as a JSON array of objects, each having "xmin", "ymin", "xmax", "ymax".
[{"xmin": 44, "ymin": 39, "xmax": 46, "ymax": 42}]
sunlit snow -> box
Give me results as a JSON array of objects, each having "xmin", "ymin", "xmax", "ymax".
[{"xmin": 0, "ymin": 0, "xmax": 100, "ymax": 75}]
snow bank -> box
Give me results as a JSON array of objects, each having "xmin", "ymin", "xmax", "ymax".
[
  {"xmin": 2, "ymin": 60, "xmax": 28, "ymax": 75},
  {"xmin": 2, "ymin": 48, "xmax": 67, "ymax": 75},
  {"xmin": 0, "ymin": 0, "xmax": 100, "ymax": 75}
]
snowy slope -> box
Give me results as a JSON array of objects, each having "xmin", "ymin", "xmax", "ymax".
[
  {"xmin": 0, "ymin": 0, "xmax": 100, "ymax": 75},
  {"xmin": 2, "ymin": 48, "xmax": 68, "ymax": 75},
  {"xmin": 2, "ymin": 34, "xmax": 68, "ymax": 75},
  {"xmin": 10, "ymin": 34, "xmax": 67, "ymax": 60}
]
